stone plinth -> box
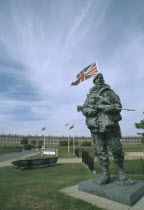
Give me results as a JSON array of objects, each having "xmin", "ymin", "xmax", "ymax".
[{"xmin": 79, "ymin": 176, "xmax": 144, "ymax": 206}]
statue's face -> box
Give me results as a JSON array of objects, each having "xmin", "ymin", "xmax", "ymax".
[{"xmin": 94, "ymin": 74, "xmax": 104, "ymax": 87}]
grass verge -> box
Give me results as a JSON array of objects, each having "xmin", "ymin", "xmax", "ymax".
[{"xmin": 0, "ymin": 163, "xmax": 103, "ymax": 210}]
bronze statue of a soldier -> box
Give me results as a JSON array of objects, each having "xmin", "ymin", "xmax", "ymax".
[{"xmin": 77, "ymin": 73, "xmax": 127, "ymax": 184}]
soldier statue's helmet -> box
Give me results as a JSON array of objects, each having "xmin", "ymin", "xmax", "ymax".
[{"xmin": 93, "ymin": 73, "xmax": 104, "ymax": 84}]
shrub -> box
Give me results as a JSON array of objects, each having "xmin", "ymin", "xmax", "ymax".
[
  {"xmin": 14, "ymin": 146, "xmax": 22, "ymax": 152},
  {"xmin": 23, "ymin": 144, "xmax": 31, "ymax": 150},
  {"xmin": 59, "ymin": 140, "xmax": 79, "ymax": 146}
]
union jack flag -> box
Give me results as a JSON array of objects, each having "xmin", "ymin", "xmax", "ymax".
[{"xmin": 70, "ymin": 62, "xmax": 99, "ymax": 86}]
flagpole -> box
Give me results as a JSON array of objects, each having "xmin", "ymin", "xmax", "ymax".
[
  {"xmin": 73, "ymin": 127, "xmax": 75, "ymax": 154},
  {"xmin": 68, "ymin": 135, "xmax": 70, "ymax": 154},
  {"xmin": 41, "ymin": 127, "xmax": 46, "ymax": 149},
  {"xmin": 65, "ymin": 123, "xmax": 70, "ymax": 154},
  {"xmin": 44, "ymin": 136, "xmax": 45, "ymax": 149}
]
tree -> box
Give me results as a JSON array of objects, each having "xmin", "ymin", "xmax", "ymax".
[
  {"xmin": 21, "ymin": 137, "xmax": 28, "ymax": 145},
  {"xmin": 59, "ymin": 141, "xmax": 68, "ymax": 146},
  {"xmin": 59, "ymin": 140, "xmax": 78, "ymax": 146},
  {"xmin": 38, "ymin": 140, "xmax": 43, "ymax": 148},
  {"xmin": 70, "ymin": 140, "xmax": 78, "ymax": 146},
  {"xmin": 81, "ymin": 141, "xmax": 92, "ymax": 146},
  {"xmin": 135, "ymin": 119, "xmax": 144, "ymax": 144},
  {"xmin": 31, "ymin": 140, "xmax": 36, "ymax": 147}
]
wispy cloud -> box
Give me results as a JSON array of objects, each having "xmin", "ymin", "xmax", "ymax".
[
  {"xmin": 65, "ymin": 0, "xmax": 93, "ymax": 44},
  {"xmin": 0, "ymin": 0, "xmax": 143, "ymax": 136}
]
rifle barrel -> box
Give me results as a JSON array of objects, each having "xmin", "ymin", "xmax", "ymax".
[
  {"xmin": 117, "ymin": 108, "xmax": 136, "ymax": 111},
  {"xmin": 122, "ymin": 109, "xmax": 136, "ymax": 111}
]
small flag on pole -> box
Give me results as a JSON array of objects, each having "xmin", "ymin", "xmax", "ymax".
[
  {"xmin": 70, "ymin": 62, "xmax": 99, "ymax": 86},
  {"xmin": 69, "ymin": 125, "xmax": 74, "ymax": 130},
  {"xmin": 65, "ymin": 123, "xmax": 69, "ymax": 126},
  {"xmin": 41, "ymin": 127, "xmax": 46, "ymax": 131}
]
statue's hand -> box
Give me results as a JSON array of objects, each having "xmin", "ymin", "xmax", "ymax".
[{"xmin": 83, "ymin": 108, "xmax": 97, "ymax": 117}]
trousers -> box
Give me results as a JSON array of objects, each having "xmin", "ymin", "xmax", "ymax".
[{"xmin": 92, "ymin": 131, "xmax": 124, "ymax": 166}]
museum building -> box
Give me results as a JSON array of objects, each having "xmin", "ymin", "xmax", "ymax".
[{"xmin": 0, "ymin": 134, "xmax": 143, "ymax": 147}]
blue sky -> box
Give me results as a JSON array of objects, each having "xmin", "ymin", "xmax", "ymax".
[{"xmin": 0, "ymin": 0, "xmax": 144, "ymax": 137}]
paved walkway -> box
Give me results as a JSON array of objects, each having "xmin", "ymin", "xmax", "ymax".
[
  {"xmin": 0, "ymin": 150, "xmax": 40, "ymax": 167},
  {"xmin": 125, "ymin": 152, "xmax": 144, "ymax": 157},
  {"xmin": 58, "ymin": 158, "xmax": 82, "ymax": 163},
  {"xmin": 0, "ymin": 152, "xmax": 82, "ymax": 167}
]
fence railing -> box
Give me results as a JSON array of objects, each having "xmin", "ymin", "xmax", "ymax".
[
  {"xmin": 74, "ymin": 148, "xmax": 79, "ymax": 157},
  {"xmin": 82, "ymin": 148, "xmax": 94, "ymax": 172},
  {"xmin": 94, "ymin": 156, "xmax": 144, "ymax": 175},
  {"xmin": 75, "ymin": 148, "xmax": 144, "ymax": 174}
]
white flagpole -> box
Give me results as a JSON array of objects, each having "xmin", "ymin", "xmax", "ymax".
[
  {"xmin": 41, "ymin": 127, "xmax": 46, "ymax": 149},
  {"xmin": 65, "ymin": 123, "xmax": 70, "ymax": 154},
  {"xmin": 44, "ymin": 136, "xmax": 45, "ymax": 149},
  {"xmin": 68, "ymin": 135, "xmax": 70, "ymax": 154},
  {"xmin": 96, "ymin": 60, "xmax": 98, "ymax": 70},
  {"xmin": 73, "ymin": 127, "xmax": 75, "ymax": 154}
]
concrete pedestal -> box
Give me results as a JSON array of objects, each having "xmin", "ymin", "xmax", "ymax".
[{"xmin": 79, "ymin": 176, "xmax": 144, "ymax": 206}]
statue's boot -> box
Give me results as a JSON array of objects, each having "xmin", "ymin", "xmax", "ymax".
[
  {"xmin": 99, "ymin": 165, "xmax": 111, "ymax": 185},
  {"xmin": 117, "ymin": 164, "xmax": 127, "ymax": 181}
]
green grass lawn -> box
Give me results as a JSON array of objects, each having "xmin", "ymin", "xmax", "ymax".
[
  {"xmin": 58, "ymin": 153, "xmax": 77, "ymax": 158},
  {"xmin": 122, "ymin": 144, "xmax": 144, "ymax": 152},
  {"xmin": 0, "ymin": 163, "xmax": 103, "ymax": 210},
  {"xmin": 0, "ymin": 161, "xmax": 144, "ymax": 210}
]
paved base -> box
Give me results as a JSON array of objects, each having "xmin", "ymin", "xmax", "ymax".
[
  {"xmin": 79, "ymin": 177, "xmax": 144, "ymax": 206},
  {"xmin": 59, "ymin": 184, "xmax": 144, "ymax": 210}
]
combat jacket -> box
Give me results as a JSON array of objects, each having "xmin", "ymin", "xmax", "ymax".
[{"xmin": 82, "ymin": 84, "xmax": 122, "ymax": 133}]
